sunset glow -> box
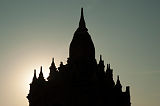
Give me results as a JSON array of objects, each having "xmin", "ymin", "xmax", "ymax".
[{"xmin": 0, "ymin": 0, "xmax": 160, "ymax": 106}]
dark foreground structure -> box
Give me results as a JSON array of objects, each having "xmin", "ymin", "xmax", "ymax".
[{"xmin": 27, "ymin": 8, "xmax": 131, "ymax": 106}]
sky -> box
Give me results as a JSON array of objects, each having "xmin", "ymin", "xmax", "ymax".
[{"xmin": 0, "ymin": 0, "xmax": 160, "ymax": 106}]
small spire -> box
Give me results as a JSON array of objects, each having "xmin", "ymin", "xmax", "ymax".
[
  {"xmin": 32, "ymin": 69, "xmax": 37, "ymax": 83},
  {"xmin": 39, "ymin": 66, "xmax": 43, "ymax": 77},
  {"xmin": 38, "ymin": 66, "xmax": 45, "ymax": 81},
  {"xmin": 98, "ymin": 54, "xmax": 105, "ymax": 70},
  {"xmin": 99, "ymin": 54, "xmax": 104, "ymax": 64},
  {"xmin": 34, "ymin": 69, "xmax": 36, "ymax": 78},
  {"xmin": 117, "ymin": 75, "xmax": 120, "ymax": 83},
  {"xmin": 100, "ymin": 55, "xmax": 102, "ymax": 61},
  {"xmin": 48, "ymin": 58, "xmax": 57, "ymax": 81},
  {"xmin": 52, "ymin": 58, "xmax": 56, "ymax": 66},
  {"xmin": 116, "ymin": 75, "xmax": 122, "ymax": 87},
  {"xmin": 107, "ymin": 64, "xmax": 110, "ymax": 69},
  {"xmin": 52, "ymin": 57, "xmax": 54, "ymax": 62},
  {"xmin": 50, "ymin": 57, "xmax": 56, "ymax": 70},
  {"xmin": 78, "ymin": 8, "xmax": 88, "ymax": 31},
  {"xmin": 39, "ymin": 66, "xmax": 43, "ymax": 75}
]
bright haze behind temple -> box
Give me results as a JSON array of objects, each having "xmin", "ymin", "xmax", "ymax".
[{"xmin": 0, "ymin": 1, "xmax": 159, "ymax": 106}]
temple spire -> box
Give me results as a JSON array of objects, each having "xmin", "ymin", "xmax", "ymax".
[
  {"xmin": 49, "ymin": 58, "xmax": 56, "ymax": 71},
  {"xmin": 33, "ymin": 69, "xmax": 37, "ymax": 79},
  {"xmin": 31, "ymin": 69, "xmax": 37, "ymax": 83},
  {"xmin": 48, "ymin": 58, "xmax": 57, "ymax": 81},
  {"xmin": 78, "ymin": 8, "xmax": 88, "ymax": 31},
  {"xmin": 99, "ymin": 55, "xmax": 104, "ymax": 65},
  {"xmin": 116, "ymin": 75, "xmax": 121, "ymax": 85},
  {"xmin": 100, "ymin": 55, "xmax": 102, "ymax": 61},
  {"xmin": 38, "ymin": 66, "xmax": 45, "ymax": 82},
  {"xmin": 69, "ymin": 8, "xmax": 95, "ymax": 61},
  {"xmin": 115, "ymin": 75, "xmax": 122, "ymax": 91}
]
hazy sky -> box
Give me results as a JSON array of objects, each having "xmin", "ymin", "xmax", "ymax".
[{"xmin": 0, "ymin": 0, "xmax": 160, "ymax": 106}]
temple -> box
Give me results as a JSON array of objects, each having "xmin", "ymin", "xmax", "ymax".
[{"xmin": 27, "ymin": 8, "xmax": 131, "ymax": 106}]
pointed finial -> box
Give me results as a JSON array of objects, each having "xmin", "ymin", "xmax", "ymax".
[
  {"xmin": 116, "ymin": 75, "xmax": 120, "ymax": 84},
  {"xmin": 39, "ymin": 66, "xmax": 43, "ymax": 77},
  {"xmin": 34, "ymin": 69, "xmax": 36, "ymax": 77},
  {"xmin": 79, "ymin": 8, "xmax": 87, "ymax": 31},
  {"xmin": 39, "ymin": 66, "xmax": 44, "ymax": 77},
  {"xmin": 50, "ymin": 57, "xmax": 56, "ymax": 67},
  {"xmin": 81, "ymin": 8, "xmax": 84, "ymax": 18},
  {"xmin": 32, "ymin": 69, "xmax": 37, "ymax": 83},
  {"xmin": 40, "ymin": 66, "xmax": 42, "ymax": 73},
  {"xmin": 116, "ymin": 75, "xmax": 121, "ymax": 85},
  {"xmin": 38, "ymin": 66, "xmax": 45, "ymax": 81},
  {"xmin": 52, "ymin": 57, "xmax": 54, "ymax": 62},
  {"xmin": 49, "ymin": 57, "xmax": 57, "ymax": 71},
  {"xmin": 100, "ymin": 55, "xmax": 102, "ymax": 61},
  {"xmin": 116, "ymin": 75, "xmax": 122, "ymax": 90}
]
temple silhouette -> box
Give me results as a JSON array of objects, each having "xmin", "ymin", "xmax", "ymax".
[{"xmin": 27, "ymin": 8, "xmax": 131, "ymax": 106}]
